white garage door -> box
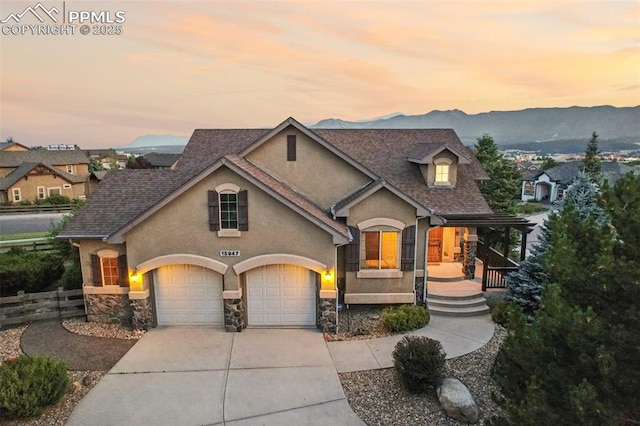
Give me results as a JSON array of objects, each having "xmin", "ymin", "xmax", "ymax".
[
  {"xmin": 154, "ymin": 264, "xmax": 223, "ymax": 326},
  {"xmin": 246, "ymin": 264, "xmax": 316, "ymax": 327}
]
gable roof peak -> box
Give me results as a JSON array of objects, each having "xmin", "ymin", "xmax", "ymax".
[{"xmin": 407, "ymin": 142, "xmax": 472, "ymax": 165}]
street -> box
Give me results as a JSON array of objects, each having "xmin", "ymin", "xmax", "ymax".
[{"xmin": 0, "ymin": 213, "xmax": 67, "ymax": 236}]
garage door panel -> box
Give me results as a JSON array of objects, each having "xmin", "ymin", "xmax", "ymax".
[
  {"xmin": 246, "ymin": 264, "xmax": 316, "ymax": 327},
  {"xmin": 155, "ymin": 264, "xmax": 223, "ymax": 327}
]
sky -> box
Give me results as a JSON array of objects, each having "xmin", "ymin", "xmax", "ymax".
[{"xmin": 0, "ymin": 0, "xmax": 638, "ymax": 149}]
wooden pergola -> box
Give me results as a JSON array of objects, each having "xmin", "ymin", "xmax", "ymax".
[{"xmin": 442, "ymin": 213, "xmax": 536, "ymax": 290}]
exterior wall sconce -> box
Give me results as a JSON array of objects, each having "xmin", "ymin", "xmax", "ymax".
[{"xmin": 323, "ymin": 270, "xmax": 334, "ymax": 284}]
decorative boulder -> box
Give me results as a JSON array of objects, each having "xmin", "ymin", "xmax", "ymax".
[{"xmin": 437, "ymin": 378, "xmax": 479, "ymax": 423}]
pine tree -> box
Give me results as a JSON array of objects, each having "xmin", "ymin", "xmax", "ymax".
[
  {"xmin": 474, "ymin": 134, "xmax": 521, "ymax": 213},
  {"xmin": 583, "ymin": 131, "xmax": 602, "ymax": 182},
  {"xmin": 492, "ymin": 172, "xmax": 640, "ymax": 424}
]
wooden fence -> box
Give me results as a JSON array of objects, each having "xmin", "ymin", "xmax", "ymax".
[
  {"xmin": 0, "ymin": 287, "xmax": 85, "ymax": 328},
  {"xmin": 0, "ymin": 238, "xmax": 55, "ymax": 254},
  {"xmin": 0, "ymin": 204, "xmax": 73, "ymax": 214}
]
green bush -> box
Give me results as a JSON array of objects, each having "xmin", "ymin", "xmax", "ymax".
[
  {"xmin": 0, "ymin": 355, "xmax": 69, "ymax": 418},
  {"xmin": 60, "ymin": 259, "xmax": 83, "ymax": 290},
  {"xmin": 0, "ymin": 250, "xmax": 64, "ymax": 296},
  {"xmin": 44, "ymin": 194, "xmax": 70, "ymax": 205},
  {"xmin": 382, "ymin": 304, "xmax": 429, "ymax": 333},
  {"xmin": 491, "ymin": 301, "xmax": 518, "ymax": 327},
  {"xmin": 393, "ymin": 335, "xmax": 446, "ymax": 393}
]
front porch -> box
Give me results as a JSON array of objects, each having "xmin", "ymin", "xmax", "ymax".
[{"xmin": 425, "ymin": 261, "xmax": 505, "ymax": 317}]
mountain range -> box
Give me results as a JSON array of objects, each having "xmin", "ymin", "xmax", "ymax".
[{"xmin": 120, "ymin": 106, "xmax": 640, "ymax": 155}]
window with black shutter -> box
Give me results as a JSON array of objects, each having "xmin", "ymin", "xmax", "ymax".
[
  {"xmin": 209, "ymin": 188, "xmax": 248, "ymax": 233},
  {"xmin": 401, "ymin": 225, "xmax": 416, "ymax": 271},
  {"xmin": 345, "ymin": 226, "xmax": 360, "ymax": 272}
]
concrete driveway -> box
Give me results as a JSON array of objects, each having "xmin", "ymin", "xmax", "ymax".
[{"xmin": 67, "ymin": 328, "xmax": 364, "ymax": 426}]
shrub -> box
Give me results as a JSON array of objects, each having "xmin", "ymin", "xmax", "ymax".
[
  {"xmin": 44, "ymin": 194, "xmax": 70, "ymax": 205},
  {"xmin": 59, "ymin": 259, "xmax": 83, "ymax": 290},
  {"xmin": 0, "ymin": 251, "xmax": 65, "ymax": 296},
  {"xmin": 0, "ymin": 355, "xmax": 69, "ymax": 418},
  {"xmin": 491, "ymin": 301, "xmax": 518, "ymax": 327},
  {"xmin": 393, "ymin": 336, "xmax": 446, "ymax": 393},
  {"xmin": 382, "ymin": 304, "xmax": 429, "ymax": 333}
]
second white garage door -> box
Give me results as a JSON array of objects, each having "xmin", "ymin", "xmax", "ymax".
[
  {"xmin": 246, "ymin": 264, "xmax": 316, "ymax": 327},
  {"xmin": 154, "ymin": 264, "xmax": 224, "ymax": 326}
]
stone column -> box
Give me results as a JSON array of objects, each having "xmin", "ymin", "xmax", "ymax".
[
  {"xmin": 462, "ymin": 227, "xmax": 478, "ymax": 279},
  {"xmin": 319, "ymin": 298, "xmax": 337, "ymax": 333},
  {"xmin": 414, "ymin": 276, "xmax": 426, "ymax": 306},
  {"xmin": 223, "ymin": 298, "xmax": 245, "ymax": 332},
  {"xmin": 129, "ymin": 291, "xmax": 152, "ymax": 330}
]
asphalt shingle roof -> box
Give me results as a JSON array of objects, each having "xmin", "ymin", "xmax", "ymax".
[
  {"xmin": 541, "ymin": 161, "xmax": 638, "ymax": 185},
  {"xmin": 58, "ymin": 169, "xmax": 194, "ymax": 238},
  {"xmin": 0, "ymin": 148, "xmax": 89, "ymax": 167},
  {"xmin": 144, "ymin": 153, "xmax": 181, "ymax": 168},
  {"xmin": 61, "ymin": 124, "xmax": 493, "ymax": 238}
]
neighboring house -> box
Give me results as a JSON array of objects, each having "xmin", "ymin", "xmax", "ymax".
[
  {"xmin": 516, "ymin": 161, "xmax": 540, "ymax": 180},
  {"xmin": 0, "ymin": 141, "xmax": 30, "ymax": 152},
  {"xmin": 144, "ymin": 152, "xmax": 181, "ymax": 169},
  {"xmin": 0, "ymin": 147, "xmax": 90, "ymax": 204},
  {"xmin": 521, "ymin": 161, "xmax": 638, "ymax": 203},
  {"xmin": 85, "ymin": 149, "xmax": 128, "ymax": 170},
  {"xmin": 59, "ymin": 117, "xmax": 497, "ymax": 332}
]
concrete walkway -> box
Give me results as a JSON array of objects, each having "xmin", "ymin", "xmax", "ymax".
[
  {"xmin": 327, "ymin": 315, "xmax": 495, "ymax": 373},
  {"xmin": 67, "ymin": 316, "xmax": 494, "ymax": 425}
]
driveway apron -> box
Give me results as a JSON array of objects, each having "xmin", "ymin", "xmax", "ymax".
[{"xmin": 66, "ymin": 327, "xmax": 364, "ymax": 426}]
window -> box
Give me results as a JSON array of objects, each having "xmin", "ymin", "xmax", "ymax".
[
  {"xmin": 208, "ymin": 185, "xmax": 248, "ymax": 235},
  {"xmin": 63, "ymin": 184, "xmax": 72, "ymax": 190},
  {"xmin": 66, "ymin": 165, "xmax": 74, "ymax": 174},
  {"xmin": 101, "ymin": 257, "xmax": 120, "ymax": 286},
  {"xmin": 90, "ymin": 252, "xmax": 127, "ymax": 287},
  {"xmin": 48, "ymin": 187, "xmax": 61, "ymax": 196},
  {"xmin": 345, "ymin": 222, "xmax": 415, "ymax": 277},
  {"xmin": 523, "ymin": 181, "xmax": 535, "ymax": 196},
  {"xmin": 287, "ymin": 135, "xmax": 296, "ymax": 161},
  {"xmin": 362, "ymin": 231, "xmax": 399, "ymax": 269},
  {"xmin": 12, "ymin": 188, "xmax": 21, "ymax": 202},
  {"xmin": 220, "ymin": 192, "xmax": 238, "ymax": 229},
  {"xmin": 435, "ymin": 164, "xmax": 449, "ymax": 184},
  {"xmin": 37, "ymin": 186, "xmax": 45, "ymax": 199}
]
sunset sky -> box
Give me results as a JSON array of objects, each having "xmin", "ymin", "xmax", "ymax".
[{"xmin": 1, "ymin": 0, "xmax": 638, "ymax": 148}]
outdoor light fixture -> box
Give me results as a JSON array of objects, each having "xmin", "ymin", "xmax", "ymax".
[
  {"xmin": 130, "ymin": 269, "xmax": 140, "ymax": 283},
  {"xmin": 323, "ymin": 270, "xmax": 334, "ymax": 283}
]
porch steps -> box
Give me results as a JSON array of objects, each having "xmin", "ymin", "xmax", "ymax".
[
  {"xmin": 427, "ymin": 275, "xmax": 467, "ymax": 283},
  {"xmin": 426, "ymin": 293, "xmax": 490, "ymax": 317}
]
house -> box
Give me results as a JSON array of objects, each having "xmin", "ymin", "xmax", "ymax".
[
  {"xmin": 516, "ymin": 161, "xmax": 540, "ymax": 180},
  {"xmin": 144, "ymin": 152, "xmax": 181, "ymax": 169},
  {"xmin": 521, "ymin": 161, "xmax": 638, "ymax": 203},
  {"xmin": 58, "ymin": 118, "xmax": 495, "ymax": 332},
  {"xmin": 0, "ymin": 147, "xmax": 90, "ymax": 204},
  {"xmin": 0, "ymin": 141, "xmax": 30, "ymax": 152}
]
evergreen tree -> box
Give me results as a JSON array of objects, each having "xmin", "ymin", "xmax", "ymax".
[
  {"xmin": 583, "ymin": 131, "xmax": 602, "ymax": 182},
  {"xmin": 474, "ymin": 134, "xmax": 521, "ymax": 213},
  {"xmin": 492, "ymin": 173, "xmax": 640, "ymax": 424}
]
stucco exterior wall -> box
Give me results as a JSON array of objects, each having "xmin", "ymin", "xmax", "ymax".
[
  {"xmin": 245, "ymin": 126, "xmax": 371, "ymax": 209},
  {"xmin": 420, "ymin": 151, "xmax": 459, "ymax": 187},
  {"xmin": 123, "ymin": 166, "xmax": 336, "ymax": 292},
  {"xmin": 345, "ymin": 188, "xmax": 416, "ymax": 297},
  {"xmin": 7, "ymin": 174, "xmax": 85, "ymax": 202},
  {"xmin": 53, "ymin": 163, "xmax": 89, "ymax": 178}
]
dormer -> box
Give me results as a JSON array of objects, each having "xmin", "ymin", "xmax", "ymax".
[{"xmin": 407, "ymin": 143, "xmax": 472, "ymax": 187}]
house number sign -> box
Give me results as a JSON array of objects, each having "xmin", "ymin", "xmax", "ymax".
[{"xmin": 220, "ymin": 250, "xmax": 240, "ymax": 257}]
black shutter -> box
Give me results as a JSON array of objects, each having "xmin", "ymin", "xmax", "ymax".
[
  {"xmin": 287, "ymin": 135, "xmax": 296, "ymax": 161},
  {"xmin": 345, "ymin": 226, "xmax": 360, "ymax": 272},
  {"xmin": 401, "ymin": 225, "xmax": 416, "ymax": 271},
  {"xmin": 238, "ymin": 190, "xmax": 248, "ymax": 231},
  {"xmin": 208, "ymin": 190, "xmax": 219, "ymax": 231},
  {"xmin": 91, "ymin": 254, "xmax": 103, "ymax": 287},
  {"xmin": 118, "ymin": 255, "xmax": 128, "ymax": 287}
]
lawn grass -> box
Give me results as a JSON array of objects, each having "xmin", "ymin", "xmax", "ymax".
[
  {"xmin": 518, "ymin": 202, "xmax": 548, "ymax": 215},
  {"xmin": 0, "ymin": 232, "xmax": 49, "ymax": 241}
]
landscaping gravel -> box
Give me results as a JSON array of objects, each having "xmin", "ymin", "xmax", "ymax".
[
  {"xmin": 334, "ymin": 305, "xmax": 394, "ymax": 341},
  {"xmin": 339, "ymin": 326, "xmax": 507, "ymax": 425},
  {"xmin": 0, "ymin": 325, "xmax": 26, "ymax": 365},
  {"xmin": 62, "ymin": 318, "xmax": 146, "ymax": 340}
]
